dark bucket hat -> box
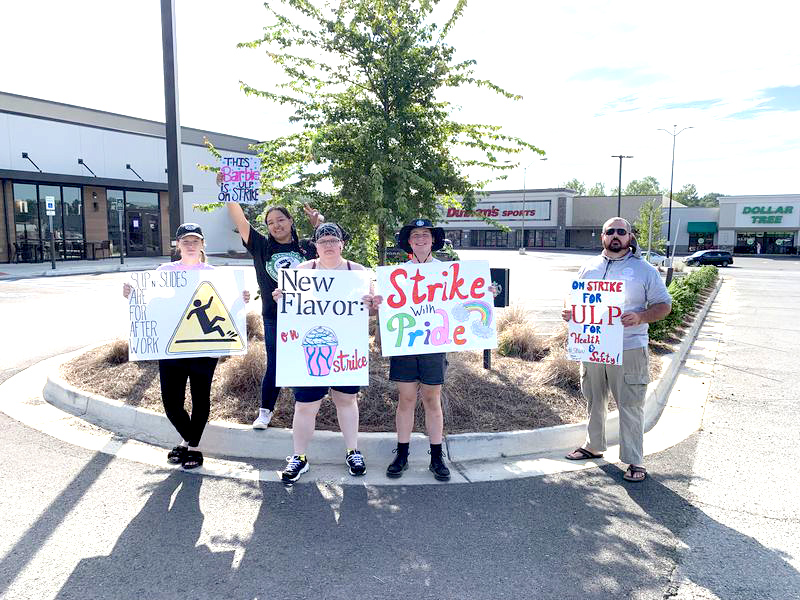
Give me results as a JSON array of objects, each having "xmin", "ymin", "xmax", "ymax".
[{"xmin": 397, "ymin": 218, "xmax": 445, "ymax": 253}]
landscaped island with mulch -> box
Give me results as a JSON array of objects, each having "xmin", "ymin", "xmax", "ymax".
[{"xmin": 60, "ymin": 266, "xmax": 719, "ymax": 434}]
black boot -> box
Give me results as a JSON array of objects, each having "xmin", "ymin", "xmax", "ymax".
[
  {"xmin": 386, "ymin": 444, "xmax": 409, "ymax": 478},
  {"xmin": 429, "ymin": 445, "xmax": 450, "ymax": 481}
]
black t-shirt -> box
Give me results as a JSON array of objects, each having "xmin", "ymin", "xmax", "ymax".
[{"xmin": 244, "ymin": 228, "xmax": 317, "ymax": 320}]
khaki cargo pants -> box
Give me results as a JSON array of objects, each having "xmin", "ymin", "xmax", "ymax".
[{"xmin": 580, "ymin": 346, "xmax": 649, "ymax": 466}]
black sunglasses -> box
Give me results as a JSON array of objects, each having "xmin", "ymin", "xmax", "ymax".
[{"xmin": 604, "ymin": 228, "xmax": 629, "ymax": 236}]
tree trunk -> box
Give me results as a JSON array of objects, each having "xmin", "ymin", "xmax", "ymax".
[{"xmin": 378, "ymin": 223, "xmax": 387, "ymax": 266}]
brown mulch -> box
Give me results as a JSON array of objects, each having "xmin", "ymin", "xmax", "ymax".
[{"xmin": 60, "ymin": 315, "xmax": 672, "ymax": 434}]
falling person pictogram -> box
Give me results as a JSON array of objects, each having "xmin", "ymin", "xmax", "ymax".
[{"xmin": 167, "ymin": 282, "xmax": 245, "ymax": 355}]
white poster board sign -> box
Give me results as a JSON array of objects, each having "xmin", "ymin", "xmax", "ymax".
[
  {"xmin": 376, "ymin": 260, "xmax": 497, "ymax": 357},
  {"xmin": 127, "ymin": 269, "xmax": 248, "ymax": 361},
  {"xmin": 275, "ymin": 269, "xmax": 371, "ymax": 386},
  {"xmin": 566, "ymin": 279, "xmax": 625, "ymax": 365},
  {"xmin": 218, "ymin": 156, "xmax": 261, "ymax": 203}
]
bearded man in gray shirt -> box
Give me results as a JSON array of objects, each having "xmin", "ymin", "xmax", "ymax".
[{"xmin": 561, "ymin": 217, "xmax": 672, "ymax": 482}]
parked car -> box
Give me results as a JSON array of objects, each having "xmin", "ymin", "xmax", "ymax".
[
  {"xmin": 684, "ymin": 249, "xmax": 733, "ymax": 267},
  {"xmin": 644, "ymin": 251, "xmax": 667, "ymax": 266}
]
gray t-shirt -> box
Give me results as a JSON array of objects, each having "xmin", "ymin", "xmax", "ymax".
[{"xmin": 576, "ymin": 250, "xmax": 672, "ymax": 350}]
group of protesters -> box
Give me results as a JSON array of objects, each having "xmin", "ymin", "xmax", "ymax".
[{"xmin": 126, "ymin": 187, "xmax": 671, "ymax": 485}]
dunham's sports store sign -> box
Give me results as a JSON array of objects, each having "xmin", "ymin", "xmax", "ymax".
[
  {"xmin": 444, "ymin": 200, "xmax": 551, "ymax": 222},
  {"xmin": 736, "ymin": 204, "xmax": 800, "ymax": 227}
]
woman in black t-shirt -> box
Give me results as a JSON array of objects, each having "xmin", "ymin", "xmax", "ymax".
[{"xmin": 224, "ymin": 190, "xmax": 323, "ymax": 428}]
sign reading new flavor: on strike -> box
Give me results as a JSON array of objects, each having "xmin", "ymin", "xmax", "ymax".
[
  {"xmin": 566, "ymin": 279, "xmax": 625, "ymax": 365},
  {"xmin": 376, "ymin": 261, "xmax": 497, "ymax": 356}
]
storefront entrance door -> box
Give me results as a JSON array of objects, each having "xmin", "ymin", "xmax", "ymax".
[{"xmin": 126, "ymin": 209, "xmax": 161, "ymax": 257}]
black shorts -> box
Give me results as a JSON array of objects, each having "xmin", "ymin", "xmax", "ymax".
[
  {"xmin": 389, "ymin": 353, "xmax": 447, "ymax": 386},
  {"xmin": 292, "ymin": 386, "xmax": 360, "ymax": 403}
]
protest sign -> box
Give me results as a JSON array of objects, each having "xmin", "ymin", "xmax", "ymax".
[
  {"xmin": 566, "ymin": 279, "xmax": 625, "ymax": 365},
  {"xmin": 218, "ymin": 156, "xmax": 261, "ymax": 203},
  {"xmin": 275, "ymin": 269, "xmax": 371, "ymax": 386},
  {"xmin": 376, "ymin": 260, "xmax": 497, "ymax": 357},
  {"xmin": 127, "ymin": 269, "xmax": 248, "ymax": 361}
]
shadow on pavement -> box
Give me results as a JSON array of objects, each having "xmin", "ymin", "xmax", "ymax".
[{"xmin": 47, "ymin": 446, "xmax": 800, "ymax": 600}]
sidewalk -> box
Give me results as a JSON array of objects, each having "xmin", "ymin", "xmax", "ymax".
[
  {"xmin": 0, "ymin": 278, "xmax": 725, "ymax": 486},
  {"xmin": 0, "ymin": 255, "xmax": 253, "ymax": 280}
]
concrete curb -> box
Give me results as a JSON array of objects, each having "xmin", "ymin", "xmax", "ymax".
[{"xmin": 42, "ymin": 277, "xmax": 723, "ymax": 466}]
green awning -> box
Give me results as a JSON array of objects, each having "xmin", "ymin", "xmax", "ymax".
[{"xmin": 687, "ymin": 221, "xmax": 718, "ymax": 233}]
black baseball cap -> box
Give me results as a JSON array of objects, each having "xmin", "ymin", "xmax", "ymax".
[{"xmin": 176, "ymin": 223, "xmax": 204, "ymax": 239}]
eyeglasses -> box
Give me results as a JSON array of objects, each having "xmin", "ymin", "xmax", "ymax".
[
  {"xmin": 410, "ymin": 233, "xmax": 432, "ymax": 240},
  {"xmin": 604, "ymin": 228, "xmax": 629, "ymax": 236},
  {"xmin": 315, "ymin": 239, "xmax": 341, "ymax": 247}
]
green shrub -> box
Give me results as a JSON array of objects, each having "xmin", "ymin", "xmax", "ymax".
[{"xmin": 649, "ymin": 266, "xmax": 718, "ymax": 341}]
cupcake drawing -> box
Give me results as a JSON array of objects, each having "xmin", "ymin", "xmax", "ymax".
[{"xmin": 302, "ymin": 326, "xmax": 339, "ymax": 377}]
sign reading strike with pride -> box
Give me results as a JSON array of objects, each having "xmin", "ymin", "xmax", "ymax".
[
  {"xmin": 218, "ymin": 156, "xmax": 261, "ymax": 204},
  {"xmin": 376, "ymin": 261, "xmax": 497, "ymax": 357},
  {"xmin": 566, "ymin": 279, "xmax": 625, "ymax": 365},
  {"xmin": 275, "ymin": 269, "xmax": 371, "ymax": 386},
  {"xmin": 127, "ymin": 269, "xmax": 249, "ymax": 361}
]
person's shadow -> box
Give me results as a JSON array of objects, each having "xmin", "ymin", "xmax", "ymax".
[{"xmin": 54, "ymin": 472, "xmax": 234, "ymax": 600}]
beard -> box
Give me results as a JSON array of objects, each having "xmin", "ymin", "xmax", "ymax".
[{"xmin": 603, "ymin": 237, "xmax": 630, "ymax": 252}]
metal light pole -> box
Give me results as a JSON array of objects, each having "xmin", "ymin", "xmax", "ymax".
[
  {"xmin": 611, "ymin": 155, "xmax": 633, "ymax": 217},
  {"xmin": 520, "ymin": 157, "xmax": 547, "ymax": 255},
  {"xmin": 658, "ymin": 125, "xmax": 693, "ymax": 284}
]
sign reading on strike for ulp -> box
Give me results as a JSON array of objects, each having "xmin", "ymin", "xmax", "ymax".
[
  {"xmin": 566, "ymin": 279, "xmax": 625, "ymax": 365},
  {"xmin": 218, "ymin": 156, "xmax": 261, "ymax": 204},
  {"xmin": 376, "ymin": 260, "xmax": 497, "ymax": 357},
  {"xmin": 275, "ymin": 269, "xmax": 371, "ymax": 387},
  {"xmin": 127, "ymin": 269, "xmax": 249, "ymax": 361}
]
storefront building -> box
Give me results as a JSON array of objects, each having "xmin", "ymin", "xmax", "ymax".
[
  {"xmin": 716, "ymin": 195, "xmax": 799, "ymax": 254},
  {"xmin": 0, "ymin": 92, "xmax": 257, "ymax": 263}
]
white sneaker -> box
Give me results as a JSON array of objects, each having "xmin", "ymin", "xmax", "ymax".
[{"xmin": 252, "ymin": 409, "xmax": 273, "ymax": 429}]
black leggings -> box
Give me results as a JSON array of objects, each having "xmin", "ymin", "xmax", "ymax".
[{"xmin": 158, "ymin": 357, "xmax": 218, "ymax": 447}]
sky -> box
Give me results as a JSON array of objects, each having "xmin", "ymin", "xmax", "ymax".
[{"xmin": 2, "ymin": 0, "xmax": 799, "ymax": 196}]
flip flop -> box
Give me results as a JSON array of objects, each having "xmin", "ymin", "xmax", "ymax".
[
  {"xmin": 182, "ymin": 450, "xmax": 204, "ymax": 470},
  {"xmin": 565, "ymin": 447, "xmax": 604, "ymax": 460},
  {"xmin": 623, "ymin": 465, "xmax": 647, "ymax": 482}
]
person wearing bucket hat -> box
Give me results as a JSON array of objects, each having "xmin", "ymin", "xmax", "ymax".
[
  {"xmin": 122, "ymin": 222, "xmax": 251, "ymax": 470},
  {"xmin": 397, "ymin": 218, "xmax": 446, "ymax": 260},
  {"xmin": 271, "ymin": 222, "xmax": 378, "ymax": 483},
  {"xmin": 218, "ymin": 170, "xmax": 324, "ymax": 430}
]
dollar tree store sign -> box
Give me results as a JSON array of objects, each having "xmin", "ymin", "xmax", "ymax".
[{"xmin": 740, "ymin": 205, "xmax": 795, "ymax": 225}]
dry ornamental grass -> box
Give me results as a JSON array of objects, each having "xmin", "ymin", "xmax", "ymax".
[{"xmin": 61, "ymin": 307, "xmax": 672, "ymax": 434}]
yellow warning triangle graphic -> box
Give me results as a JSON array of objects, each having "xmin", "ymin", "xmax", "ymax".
[{"xmin": 167, "ymin": 281, "xmax": 244, "ymax": 355}]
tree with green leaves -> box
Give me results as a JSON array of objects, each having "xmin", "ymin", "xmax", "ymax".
[
  {"xmin": 562, "ymin": 178, "xmax": 586, "ymax": 194},
  {"xmin": 223, "ymin": 0, "xmax": 540, "ymax": 265},
  {"xmin": 634, "ymin": 198, "xmax": 666, "ymax": 254},
  {"xmin": 587, "ymin": 182, "xmax": 606, "ymax": 196}
]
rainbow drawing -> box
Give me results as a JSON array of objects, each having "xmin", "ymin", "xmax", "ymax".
[{"xmin": 452, "ymin": 301, "xmax": 495, "ymax": 339}]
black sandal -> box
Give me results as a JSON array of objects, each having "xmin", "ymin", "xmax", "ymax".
[
  {"xmin": 182, "ymin": 450, "xmax": 203, "ymax": 470},
  {"xmin": 623, "ymin": 465, "xmax": 647, "ymax": 482},
  {"xmin": 565, "ymin": 447, "xmax": 604, "ymax": 460},
  {"xmin": 167, "ymin": 445, "xmax": 188, "ymax": 464}
]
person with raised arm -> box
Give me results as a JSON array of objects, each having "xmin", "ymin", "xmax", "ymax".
[{"xmin": 219, "ymin": 171, "xmax": 324, "ymax": 429}]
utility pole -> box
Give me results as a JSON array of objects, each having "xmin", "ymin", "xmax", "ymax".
[
  {"xmin": 161, "ymin": 0, "xmax": 184, "ymax": 237},
  {"xmin": 658, "ymin": 125, "xmax": 694, "ymax": 285},
  {"xmin": 611, "ymin": 155, "xmax": 633, "ymax": 217}
]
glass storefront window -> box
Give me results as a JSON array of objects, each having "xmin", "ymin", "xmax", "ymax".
[
  {"xmin": 107, "ymin": 190, "xmax": 125, "ymax": 257},
  {"xmin": 735, "ymin": 231, "xmax": 796, "ymax": 254},
  {"xmin": 13, "ymin": 183, "xmax": 38, "ymax": 242},
  {"xmin": 125, "ymin": 191, "xmax": 158, "ymax": 210},
  {"xmin": 470, "ymin": 230, "xmax": 509, "ymax": 247},
  {"xmin": 688, "ymin": 234, "xmax": 714, "ymax": 252},
  {"xmin": 444, "ymin": 230, "xmax": 462, "ymax": 248}
]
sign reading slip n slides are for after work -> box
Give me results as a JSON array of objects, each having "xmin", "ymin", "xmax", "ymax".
[
  {"xmin": 275, "ymin": 269, "xmax": 371, "ymax": 387},
  {"xmin": 566, "ymin": 279, "xmax": 625, "ymax": 365},
  {"xmin": 376, "ymin": 260, "xmax": 497, "ymax": 357},
  {"xmin": 127, "ymin": 269, "xmax": 249, "ymax": 361}
]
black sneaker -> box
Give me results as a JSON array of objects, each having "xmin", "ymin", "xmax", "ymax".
[
  {"xmin": 429, "ymin": 451, "xmax": 451, "ymax": 482},
  {"xmin": 281, "ymin": 455, "xmax": 309, "ymax": 483},
  {"xmin": 386, "ymin": 449, "xmax": 409, "ymax": 479},
  {"xmin": 346, "ymin": 450, "xmax": 367, "ymax": 476}
]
